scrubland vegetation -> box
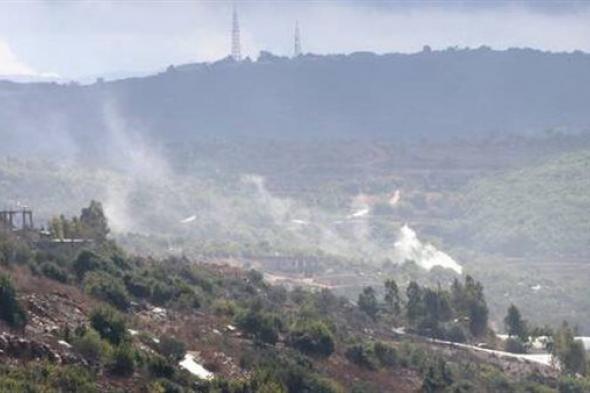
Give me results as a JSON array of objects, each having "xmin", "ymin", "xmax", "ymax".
[{"xmin": 0, "ymin": 202, "xmax": 588, "ymax": 392}]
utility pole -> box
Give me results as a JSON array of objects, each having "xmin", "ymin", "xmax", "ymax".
[
  {"xmin": 294, "ymin": 21, "xmax": 302, "ymax": 57},
  {"xmin": 231, "ymin": 5, "xmax": 242, "ymax": 61}
]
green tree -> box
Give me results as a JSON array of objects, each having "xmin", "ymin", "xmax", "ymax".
[
  {"xmin": 50, "ymin": 217, "xmax": 64, "ymax": 240},
  {"xmin": 553, "ymin": 322, "xmax": 587, "ymax": 376},
  {"xmin": 406, "ymin": 281, "xmax": 424, "ymax": 326},
  {"xmin": 384, "ymin": 279, "xmax": 401, "ymax": 316},
  {"xmin": 287, "ymin": 321, "xmax": 335, "ymax": 358},
  {"xmin": 235, "ymin": 309, "xmax": 281, "ymax": 345},
  {"xmin": 504, "ymin": 304, "xmax": 528, "ymax": 340},
  {"xmin": 463, "ymin": 276, "xmax": 488, "ymax": 337},
  {"xmin": 158, "ymin": 335, "xmax": 186, "ymax": 361},
  {"xmin": 109, "ymin": 343, "xmax": 135, "ymax": 377},
  {"xmin": 73, "ymin": 329, "xmax": 109, "ymax": 365},
  {"xmin": 72, "ymin": 250, "xmax": 107, "ymax": 280},
  {"xmin": 373, "ymin": 341, "xmax": 398, "ymax": 368},
  {"xmin": 80, "ymin": 200, "xmax": 109, "ymax": 242},
  {"xmin": 0, "ymin": 274, "xmax": 27, "ymax": 329},
  {"xmin": 468, "ymin": 300, "xmax": 489, "ymax": 337},
  {"xmin": 83, "ymin": 272, "xmax": 130, "ymax": 311},
  {"xmin": 358, "ymin": 286, "xmax": 379, "ymax": 320},
  {"xmin": 422, "ymin": 358, "xmax": 453, "ymax": 392},
  {"xmin": 90, "ymin": 306, "xmax": 128, "ymax": 346},
  {"xmin": 421, "ymin": 288, "xmax": 453, "ymax": 336}
]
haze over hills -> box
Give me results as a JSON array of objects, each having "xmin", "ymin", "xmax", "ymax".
[
  {"xmin": 2, "ymin": 46, "xmax": 590, "ymax": 333},
  {"xmin": 1, "ymin": 47, "xmax": 590, "ymax": 159}
]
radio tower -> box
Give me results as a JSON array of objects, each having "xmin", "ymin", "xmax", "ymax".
[
  {"xmin": 231, "ymin": 6, "xmax": 242, "ymax": 61},
  {"xmin": 294, "ymin": 21, "xmax": 302, "ymax": 57}
]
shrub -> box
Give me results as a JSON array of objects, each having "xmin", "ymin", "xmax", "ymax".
[
  {"xmin": 90, "ymin": 306, "xmax": 128, "ymax": 346},
  {"xmin": 72, "ymin": 250, "xmax": 106, "ymax": 280},
  {"xmin": 151, "ymin": 379, "xmax": 185, "ymax": 393},
  {"xmin": 150, "ymin": 282, "xmax": 177, "ymax": 305},
  {"xmin": 109, "ymin": 344, "xmax": 135, "ymax": 377},
  {"xmin": 448, "ymin": 380, "xmax": 477, "ymax": 392},
  {"xmin": 422, "ymin": 358, "xmax": 453, "ymax": 393},
  {"xmin": 123, "ymin": 274, "xmax": 152, "ymax": 299},
  {"xmin": 247, "ymin": 269, "xmax": 264, "ymax": 286},
  {"xmin": 288, "ymin": 321, "xmax": 335, "ymax": 358},
  {"xmin": 0, "ymin": 236, "xmax": 32, "ymax": 266},
  {"xmin": 444, "ymin": 325, "xmax": 467, "ymax": 343},
  {"xmin": 0, "ymin": 274, "xmax": 27, "ymax": 329},
  {"xmin": 505, "ymin": 338, "xmax": 528, "ymax": 354},
  {"xmin": 373, "ymin": 341, "xmax": 398, "ymax": 368},
  {"xmin": 173, "ymin": 289, "xmax": 201, "ymax": 311},
  {"xmin": 40, "ymin": 262, "xmax": 68, "ymax": 283},
  {"xmin": 49, "ymin": 365, "xmax": 98, "ymax": 393},
  {"xmin": 351, "ymin": 382, "xmax": 380, "ymax": 393},
  {"xmin": 158, "ymin": 336, "xmax": 186, "ymax": 361},
  {"xmin": 212, "ymin": 299, "xmax": 237, "ymax": 316},
  {"xmin": 558, "ymin": 376, "xmax": 590, "ymax": 393},
  {"xmin": 84, "ymin": 272, "xmax": 130, "ymax": 311},
  {"xmin": 73, "ymin": 329, "xmax": 109, "ymax": 365},
  {"xmin": 147, "ymin": 355, "xmax": 176, "ymax": 379},
  {"xmin": 235, "ymin": 310, "xmax": 281, "ymax": 345},
  {"xmin": 345, "ymin": 344, "xmax": 376, "ymax": 370}
]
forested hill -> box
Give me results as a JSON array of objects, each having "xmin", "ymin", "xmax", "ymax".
[{"xmin": 2, "ymin": 47, "xmax": 590, "ymax": 156}]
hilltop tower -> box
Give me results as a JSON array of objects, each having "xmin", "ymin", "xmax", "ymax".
[
  {"xmin": 231, "ymin": 6, "xmax": 242, "ymax": 61},
  {"xmin": 294, "ymin": 21, "xmax": 302, "ymax": 57}
]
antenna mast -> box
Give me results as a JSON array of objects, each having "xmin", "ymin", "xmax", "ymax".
[
  {"xmin": 231, "ymin": 5, "xmax": 242, "ymax": 61},
  {"xmin": 294, "ymin": 21, "xmax": 302, "ymax": 57}
]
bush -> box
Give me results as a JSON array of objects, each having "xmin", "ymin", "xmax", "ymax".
[
  {"xmin": 351, "ymin": 382, "xmax": 380, "ymax": 393},
  {"xmin": 373, "ymin": 341, "xmax": 398, "ymax": 368},
  {"xmin": 84, "ymin": 272, "xmax": 130, "ymax": 311},
  {"xmin": 158, "ymin": 336, "xmax": 186, "ymax": 361},
  {"xmin": 288, "ymin": 321, "xmax": 335, "ymax": 358},
  {"xmin": 345, "ymin": 344, "xmax": 376, "ymax": 370},
  {"xmin": 148, "ymin": 355, "xmax": 176, "ymax": 379},
  {"xmin": 123, "ymin": 274, "xmax": 152, "ymax": 299},
  {"xmin": 72, "ymin": 250, "xmax": 108, "ymax": 280},
  {"xmin": 109, "ymin": 344, "xmax": 135, "ymax": 377},
  {"xmin": 0, "ymin": 236, "xmax": 32, "ymax": 266},
  {"xmin": 444, "ymin": 325, "xmax": 467, "ymax": 343},
  {"xmin": 40, "ymin": 262, "xmax": 68, "ymax": 283},
  {"xmin": 235, "ymin": 310, "xmax": 281, "ymax": 345},
  {"xmin": 247, "ymin": 269, "xmax": 264, "ymax": 286},
  {"xmin": 558, "ymin": 376, "xmax": 590, "ymax": 393},
  {"xmin": 0, "ymin": 274, "xmax": 27, "ymax": 329},
  {"xmin": 150, "ymin": 379, "xmax": 185, "ymax": 393},
  {"xmin": 505, "ymin": 338, "xmax": 528, "ymax": 354},
  {"xmin": 422, "ymin": 358, "xmax": 453, "ymax": 392},
  {"xmin": 49, "ymin": 365, "xmax": 98, "ymax": 393},
  {"xmin": 90, "ymin": 306, "xmax": 128, "ymax": 346},
  {"xmin": 173, "ymin": 289, "xmax": 201, "ymax": 311},
  {"xmin": 73, "ymin": 329, "xmax": 109, "ymax": 364},
  {"xmin": 212, "ymin": 299, "xmax": 237, "ymax": 316},
  {"xmin": 150, "ymin": 282, "xmax": 177, "ymax": 305}
]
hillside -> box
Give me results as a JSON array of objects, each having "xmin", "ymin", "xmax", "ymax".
[
  {"xmin": 2, "ymin": 48, "xmax": 590, "ymax": 160},
  {"xmin": 459, "ymin": 149, "xmax": 590, "ymax": 256},
  {"xmin": 0, "ymin": 205, "xmax": 585, "ymax": 392}
]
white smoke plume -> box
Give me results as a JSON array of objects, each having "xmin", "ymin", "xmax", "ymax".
[{"xmin": 393, "ymin": 224, "xmax": 463, "ymax": 274}]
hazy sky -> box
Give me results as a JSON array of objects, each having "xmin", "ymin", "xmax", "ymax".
[{"xmin": 0, "ymin": 0, "xmax": 589, "ymax": 79}]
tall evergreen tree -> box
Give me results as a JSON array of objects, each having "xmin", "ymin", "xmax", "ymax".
[
  {"xmin": 504, "ymin": 304, "xmax": 527, "ymax": 340},
  {"xmin": 80, "ymin": 200, "xmax": 110, "ymax": 242},
  {"xmin": 552, "ymin": 322, "xmax": 587, "ymax": 376},
  {"xmin": 384, "ymin": 279, "xmax": 401, "ymax": 316},
  {"xmin": 358, "ymin": 286, "xmax": 379, "ymax": 320},
  {"xmin": 406, "ymin": 281, "xmax": 423, "ymax": 326}
]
